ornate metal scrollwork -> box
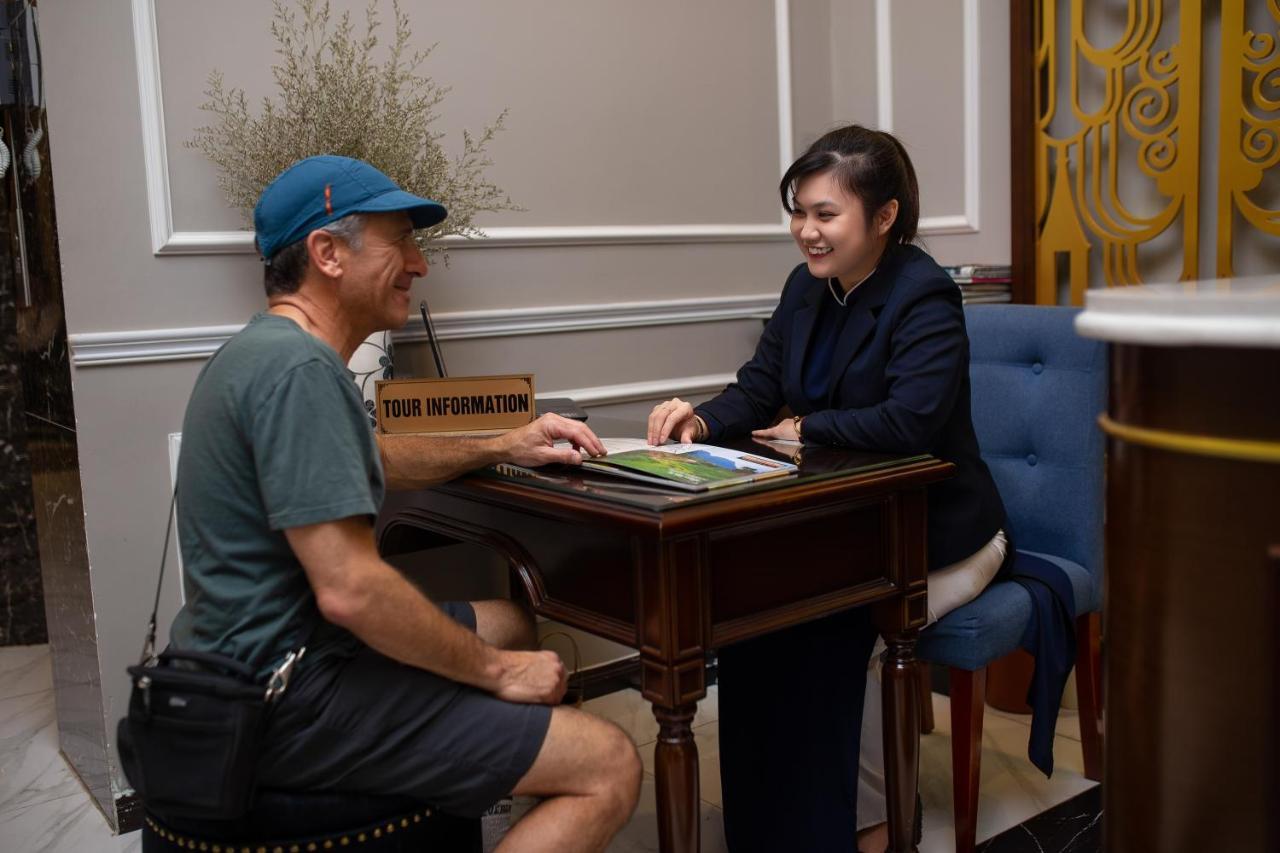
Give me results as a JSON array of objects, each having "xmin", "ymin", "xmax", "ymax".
[
  {"xmin": 1034, "ymin": 0, "xmax": 1202, "ymax": 303},
  {"xmin": 1216, "ymin": 0, "xmax": 1280, "ymax": 275}
]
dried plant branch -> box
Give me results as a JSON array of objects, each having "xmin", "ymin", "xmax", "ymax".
[{"xmin": 187, "ymin": 0, "xmax": 519, "ymax": 261}]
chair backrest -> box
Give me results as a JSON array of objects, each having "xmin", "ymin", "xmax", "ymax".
[{"xmin": 964, "ymin": 305, "xmax": 1107, "ymax": 588}]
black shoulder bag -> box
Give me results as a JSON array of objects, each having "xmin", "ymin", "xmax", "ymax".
[{"xmin": 117, "ymin": 492, "xmax": 305, "ymax": 821}]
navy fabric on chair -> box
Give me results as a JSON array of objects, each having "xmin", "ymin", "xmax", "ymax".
[{"xmin": 914, "ymin": 304, "xmax": 1106, "ymax": 853}]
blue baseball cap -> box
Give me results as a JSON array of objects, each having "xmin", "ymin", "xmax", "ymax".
[{"xmin": 253, "ymin": 155, "xmax": 448, "ymax": 260}]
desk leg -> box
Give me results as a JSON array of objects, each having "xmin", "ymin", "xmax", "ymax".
[
  {"xmin": 652, "ymin": 703, "xmax": 699, "ymax": 853},
  {"xmin": 882, "ymin": 631, "xmax": 921, "ymax": 853}
]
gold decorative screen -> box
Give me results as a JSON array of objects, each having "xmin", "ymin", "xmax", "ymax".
[
  {"xmin": 1029, "ymin": 0, "xmax": 1280, "ymax": 304},
  {"xmin": 1217, "ymin": 0, "xmax": 1280, "ymax": 276}
]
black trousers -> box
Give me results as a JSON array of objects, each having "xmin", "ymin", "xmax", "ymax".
[{"xmin": 717, "ymin": 605, "xmax": 878, "ymax": 852}]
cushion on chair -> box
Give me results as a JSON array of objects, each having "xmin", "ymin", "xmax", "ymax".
[{"xmin": 916, "ymin": 550, "xmax": 1096, "ymax": 672}]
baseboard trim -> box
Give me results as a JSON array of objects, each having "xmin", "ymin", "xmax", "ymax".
[{"xmin": 568, "ymin": 654, "xmax": 642, "ymax": 704}]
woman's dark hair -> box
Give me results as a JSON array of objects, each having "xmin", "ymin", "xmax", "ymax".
[{"xmin": 779, "ymin": 124, "xmax": 920, "ymax": 245}]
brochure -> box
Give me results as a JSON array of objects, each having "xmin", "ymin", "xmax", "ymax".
[{"xmin": 578, "ymin": 439, "xmax": 797, "ymax": 491}]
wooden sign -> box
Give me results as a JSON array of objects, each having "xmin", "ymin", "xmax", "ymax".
[{"xmin": 374, "ymin": 374, "xmax": 536, "ymax": 435}]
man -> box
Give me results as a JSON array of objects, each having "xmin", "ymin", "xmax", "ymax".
[{"xmin": 171, "ymin": 156, "xmax": 641, "ymax": 851}]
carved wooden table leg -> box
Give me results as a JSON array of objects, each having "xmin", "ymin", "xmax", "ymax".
[
  {"xmin": 637, "ymin": 534, "xmax": 707, "ymax": 853},
  {"xmin": 651, "ymin": 703, "xmax": 699, "ymax": 853},
  {"xmin": 881, "ymin": 630, "xmax": 922, "ymax": 853},
  {"xmin": 872, "ymin": 486, "xmax": 928, "ymax": 853}
]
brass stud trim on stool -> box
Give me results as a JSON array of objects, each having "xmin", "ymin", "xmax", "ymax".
[{"xmin": 147, "ymin": 804, "xmax": 439, "ymax": 851}]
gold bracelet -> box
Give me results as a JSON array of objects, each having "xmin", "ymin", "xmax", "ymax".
[
  {"xmin": 694, "ymin": 416, "xmax": 708, "ymax": 442},
  {"xmin": 792, "ymin": 415, "xmax": 803, "ymax": 440}
]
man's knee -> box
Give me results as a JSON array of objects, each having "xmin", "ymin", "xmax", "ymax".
[
  {"xmin": 516, "ymin": 708, "xmax": 641, "ymax": 820},
  {"xmin": 507, "ymin": 603, "xmax": 537, "ymax": 650},
  {"xmin": 596, "ymin": 721, "xmax": 642, "ymax": 817},
  {"xmin": 471, "ymin": 599, "xmax": 537, "ymax": 650}
]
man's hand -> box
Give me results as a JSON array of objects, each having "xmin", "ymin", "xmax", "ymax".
[
  {"xmin": 499, "ymin": 413, "xmax": 606, "ymax": 467},
  {"xmin": 493, "ymin": 649, "xmax": 569, "ymax": 705}
]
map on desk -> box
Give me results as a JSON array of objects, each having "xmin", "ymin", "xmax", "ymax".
[{"xmin": 575, "ymin": 438, "xmax": 797, "ymax": 491}]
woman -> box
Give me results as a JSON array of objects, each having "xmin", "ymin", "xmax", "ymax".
[{"xmin": 647, "ymin": 125, "xmax": 1009, "ymax": 852}]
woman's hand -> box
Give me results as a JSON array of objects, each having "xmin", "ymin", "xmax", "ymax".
[
  {"xmin": 647, "ymin": 398, "xmax": 701, "ymax": 445},
  {"xmin": 751, "ymin": 416, "xmax": 801, "ymax": 442}
]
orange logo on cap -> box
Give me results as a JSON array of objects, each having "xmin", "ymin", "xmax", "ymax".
[{"xmin": 324, "ymin": 184, "xmax": 333, "ymax": 215}]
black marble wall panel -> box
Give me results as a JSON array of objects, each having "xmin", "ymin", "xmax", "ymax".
[
  {"xmin": 6, "ymin": 87, "xmax": 115, "ymax": 826},
  {"xmin": 0, "ymin": 126, "xmax": 46, "ymax": 645}
]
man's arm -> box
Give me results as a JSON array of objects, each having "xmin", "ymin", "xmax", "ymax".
[
  {"xmin": 285, "ymin": 516, "xmax": 567, "ymax": 704},
  {"xmin": 377, "ymin": 412, "xmax": 607, "ymax": 490}
]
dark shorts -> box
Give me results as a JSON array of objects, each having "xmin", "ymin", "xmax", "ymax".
[{"xmin": 256, "ymin": 602, "xmax": 553, "ymax": 817}]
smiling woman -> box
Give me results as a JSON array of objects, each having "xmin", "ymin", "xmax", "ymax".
[
  {"xmin": 646, "ymin": 124, "xmax": 1010, "ymax": 852},
  {"xmin": 782, "ymin": 125, "xmax": 919, "ymax": 297}
]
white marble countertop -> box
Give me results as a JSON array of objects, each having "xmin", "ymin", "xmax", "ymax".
[{"xmin": 1074, "ymin": 276, "xmax": 1280, "ymax": 348}]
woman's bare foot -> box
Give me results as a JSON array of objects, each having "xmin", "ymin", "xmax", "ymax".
[{"xmin": 857, "ymin": 821, "xmax": 889, "ymax": 853}]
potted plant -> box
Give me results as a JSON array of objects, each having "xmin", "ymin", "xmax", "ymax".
[{"xmin": 189, "ymin": 0, "xmax": 519, "ymax": 419}]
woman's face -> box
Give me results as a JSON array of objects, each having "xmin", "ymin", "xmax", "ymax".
[{"xmin": 788, "ymin": 169, "xmax": 891, "ymax": 288}]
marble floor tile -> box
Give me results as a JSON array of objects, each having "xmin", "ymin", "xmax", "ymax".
[
  {"xmin": 0, "ymin": 690, "xmax": 90, "ymax": 816},
  {"xmin": 0, "ymin": 645, "xmax": 53, "ymax": 700},
  {"xmin": 636, "ymin": 721, "xmax": 722, "ymax": 809},
  {"xmin": 919, "ymin": 692, "xmax": 1098, "ymax": 848},
  {"xmin": 977, "ymin": 786, "xmax": 1102, "ymax": 853},
  {"xmin": 0, "ymin": 791, "xmax": 116, "ymax": 853},
  {"xmin": 582, "ymin": 686, "xmax": 718, "ymax": 748},
  {"xmin": 926, "ymin": 696, "xmax": 1095, "ymax": 845},
  {"xmin": 117, "ymin": 829, "xmax": 142, "ymax": 852},
  {"xmin": 986, "ymin": 703, "xmax": 1084, "ymax": 744},
  {"xmin": 607, "ymin": 774, "xmax": 726, "ymax": 853},
  {"xmin": 1054, "ymin": 709, "xmax": 1083, "ymax": 743}
]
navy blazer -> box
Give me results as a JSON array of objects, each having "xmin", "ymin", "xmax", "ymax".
[{"xmin": 696, "ymin": 244, "xmax": 1007, "ymax": 570}]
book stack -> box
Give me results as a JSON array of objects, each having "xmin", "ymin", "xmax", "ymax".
[{"xmin": 943, "ymin": 264, "xmax": 1013, "ymax": 304}]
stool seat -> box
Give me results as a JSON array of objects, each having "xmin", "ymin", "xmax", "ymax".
[{"xmin": 142, "ymin": 790, "xmax": 481, "ymax": 852}]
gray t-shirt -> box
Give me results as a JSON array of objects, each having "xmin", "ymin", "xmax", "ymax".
[{"xmin": 170, "ymin": 313, "xmax": 384, "ymax": 679}]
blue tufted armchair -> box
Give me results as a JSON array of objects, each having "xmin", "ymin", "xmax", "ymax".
[{"xmin": 914, "ymin": 304, "xmax": 1106, "ymax": 853}]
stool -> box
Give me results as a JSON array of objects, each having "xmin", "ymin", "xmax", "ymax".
[{"xmin": 141, "ymin": 790, "xmax": 482, "ymax": 852}]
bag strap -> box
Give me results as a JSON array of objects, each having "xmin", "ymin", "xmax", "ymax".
[
  {"xmin": 140, "ymin": 489, "xmax": 178, "ymax": 666},
  {"xmin": 138, "ymin": 487, "xmax": 308, "ymax": 700}
]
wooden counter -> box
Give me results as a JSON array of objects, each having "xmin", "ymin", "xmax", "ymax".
[{"xmin": 1076, "ymin": 277, "xmax": 1280, "ymax": 853}]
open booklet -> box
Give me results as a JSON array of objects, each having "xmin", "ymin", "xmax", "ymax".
[{"xmin": 573, "ymin": 438, "xmax": 798, "ymax": 492}]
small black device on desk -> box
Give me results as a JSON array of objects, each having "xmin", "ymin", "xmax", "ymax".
[{"xmin": 535, "ymin": 397, "xmax": 588, "ymax": 421}]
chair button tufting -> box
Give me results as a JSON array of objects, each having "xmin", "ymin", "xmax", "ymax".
[
  {"xmin": 1032, "ymin": 362, "xmax": 1044, "ymax": 374},
  {"xmin": 1026, "ymin": 454, "xmax": 1038, "ymax": 466}
]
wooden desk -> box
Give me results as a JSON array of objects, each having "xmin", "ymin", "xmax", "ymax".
[{"xmin": 378, "ymin": 423, "xmax": 953, "ymax": 853}]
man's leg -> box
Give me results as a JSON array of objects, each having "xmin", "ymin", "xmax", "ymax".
[
  {"xmin": 500, "ymin": 706, "xmax": 642, "ymax": 853},
  {"xmin": 472, "ymin": 599, "xmax": 537, "ymax": 650}
]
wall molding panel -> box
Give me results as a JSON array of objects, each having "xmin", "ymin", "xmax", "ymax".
[
  {"xmin": 552, "ymin": 373, "xmax": 736, "ymax": 407},
  {"xmin": 132, "ymin": 0, "xmax": 974, "ymax": 254},
  {"xmin": 69, "ymin": 295, "xmax": 778, "ymax": 367},
  {"xmin": 131, "ymin": 0, "xmax": 798, "ymax": 256},
  {"xmin": 874, "ymin": 0, "xmax": 981, "ymax": 236}
]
